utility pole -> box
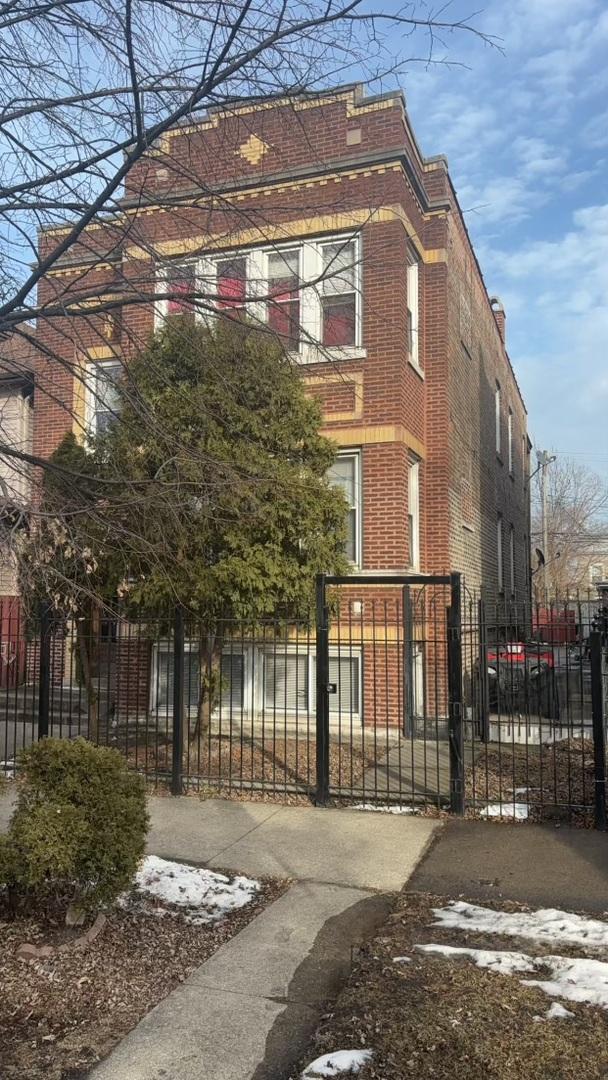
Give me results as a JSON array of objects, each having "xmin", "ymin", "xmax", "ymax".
[{"xmin": 537, "ymin": 449, "xmax": 556, "ymax": 595}]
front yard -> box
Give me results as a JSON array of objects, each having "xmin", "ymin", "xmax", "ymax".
[
  {"xmin": 291, "ymin": 891, "xmax": 608, "ymax": 1079},
  {"xmin": 0, "ymin": 856, "xmax": 286, "ymax": 1079}
]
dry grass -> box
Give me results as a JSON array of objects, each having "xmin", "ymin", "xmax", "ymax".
[
  {"xmin": 466, "ymin": 737, "xmax": 597, "ymax": 823},
  {"xmin": 126, "ymin": 735, "xmax": 376, "ymax": 796},
  {"xmin": 290, "ymin": 892, "xmax": 608, "ymax": 1080},
  {"xmin": 0, "ymin": 875, "xmax": 286, "ymax": 1080}
]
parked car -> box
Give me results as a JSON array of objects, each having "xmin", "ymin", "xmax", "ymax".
[{"xmin": 484, "ymin": 641, "xmax": 559, "ymax": 720}]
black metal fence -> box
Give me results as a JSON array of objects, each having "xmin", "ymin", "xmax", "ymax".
[{"xmin": 0, "ymin": 581, "xmax": 607, "ymax": 827}]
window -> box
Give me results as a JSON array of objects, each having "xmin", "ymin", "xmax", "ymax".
[
  {"xmin": 153, "ymin": 644, "xmax": 361, "ymax": 721},
  {"xmin": 86, "ymin": 360, "xmax": 122, "ymax": 436},
  {"xmin": 154, "ymin": 643, "xmax": 200, "ymax": 713},
  {"xmin": 156, "ymin": 234, "xmax": 362, "ymax": 358},
  {"xmin": 267, "ymin": 249, "xmax": 300, "ymax": 350},
  {"xmin": 264, "ymin": 652, "xmax": 308, "ymax": 713},
  {"xmin": 319, "ymin": 239, "xmax": 357, "ymax": 346},
  {"xmin": 509, "ymin": 525, "xmax": 515, "ymax": 597},
  {"xmin": 508, "ymin": 409, "xmax": 514, "ymax": 474},
  {"xmin": 408, "ymin": 457, "xmax": 420, "ymax": 570},
  {"xmin": 328, "ymin": 450, "xmax": 361, "ymax": 565},
  {"xmin": 163, "ymin": 261, "xmax": 196, "ymax": 316},
  {"xmin": 220, "ymin": 651, "xmax": 245, "ymax": 713},
  {"xmin": 406, "ymin": 255, "xmax": 420, "ymax": 367},
  {"xmin": 497, "ymin": 515, "xmax": 504, "ymax": 593},
  {"xmin": 216, "ymin": 255, "xmax": 247, "ymax": 318},
  {"xmin": 495, "ymin": 382, "xmax": 502, "ymax": 456}
]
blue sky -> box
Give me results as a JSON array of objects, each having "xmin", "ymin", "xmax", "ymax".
[{"xmin": 386, "ymin": 0, "xmax": 608, "ymax": 477}]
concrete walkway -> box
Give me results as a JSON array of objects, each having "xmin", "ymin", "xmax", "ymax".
[
  {"xmin": 0, "ymin": 789, "xmax": 438, "ymax": 1080},
  {"xmin": 87, "ymin": 797, "xmax": 438, "ymax": 1080}
]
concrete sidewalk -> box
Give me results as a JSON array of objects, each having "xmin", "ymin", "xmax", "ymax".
[
  {"xmin": 408, "ymin": 817, "xmax": 608, "ymax": 911},
  {"xmin": 146, "ymin": 795, "xmax": 437, "ymax": 890}
]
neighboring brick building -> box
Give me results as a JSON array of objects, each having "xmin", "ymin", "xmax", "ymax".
[{"xmin": 18, "ymin": 84, "xmax": 531, "ymax": 732}]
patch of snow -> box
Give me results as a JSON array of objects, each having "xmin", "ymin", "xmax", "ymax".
[
  {"xmin": 416, "ymin": 944, "xmax": 608, "ymax": 1011},
  {"xmin": 480, "ymin": 802, "xmax": 529, "ymax": 820},
  {"xmin": 526, "ymin": 955, "xmax": 608, "ymax": 1010},
  {"xmin": 351, "ymin": 803, "xmax": 417, "ymax": 815},
  {"xmin": 416, "ymin": 944, "xmax": 536, "ymax": 975},
  {"xmin": 131, "ymin": 856, "xmax": 259, "ymax": 924},
  {"xmin": 546, "ymin": 1002, "xmax": 574, "ymax": 1019},
  {"xmin": 393, "ymin": 956, "xmax": 412, "ymax": 963},
  {"xmin": 431, "ymin": 901, "xmax": 608, "ymax": 951},
  {"xmin": 301, "ymin": 1049, "xmax": 373, "ymax": 1077}
]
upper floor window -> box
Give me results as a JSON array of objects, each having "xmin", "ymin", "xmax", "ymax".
[
  {"xmin": 320, "ymin": 239, "xmax": 357, "ymax": 347},
  {"xmin": 267, "ymin": 249, "xmax": 300, "ymax": 350},
  {"xmin": 155, "ymin": 234, "xmax": 362, "ymax": 361},
  {"xmin": 165, "ymin": 261, "xmax": 196, "ymax": 315},
  {"xmin": 406, "ymin": 254, "xmax": 420, "ymax": 368},
  {"xmin": 509, "ymin": 524, "xmax": 515, "ymax": 597},
  {"xmin": 495, "ymin": 382, "xmax": 502, "ymax": 456},
  {"xmin": 327, "ymin": 449, "xmax": 361, "ymax": 566},
  {"xmin": 86, "ymin": 360, "xmax": 122, "ymax": 436},
  {"xmin": 508, "ymin": 408, "xmax": 514, "ymax": 475}
]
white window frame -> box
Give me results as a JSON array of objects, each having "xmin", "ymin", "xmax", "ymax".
[
  {"xmin": 508, "ymin": 408, "xmax": 514, "ymax": 475},
  {"xmin": 408, "ymin": 457, "xmax": 421, "ymax": 571},
  {"xmin": 154, "ymin": 233, "xmax": 365, "ymax": 363},
  {"xmin": 151, "ymin": 642, "xmax": 363, "ymax": 723},
  {"xmin": 509, "ymin": 524, "xmax": 516, "ymax": 597},
  {"xmin": 406, "ymin": 250, "xmax": 420, "ymax": 371},
  {"xmin": 329, "ymin": 448, "xmax": 362, "ymax": 568},
  {"xmin": 84, "ymin": 358, "xmax": 123, "ymax": 438},
  {"xmin": 495, "ymin": 382, "xmax": 502, "ymax": 456},
  {"xmin": 497, "ymin": 515, "xmax": 504, "ymax": 593}
]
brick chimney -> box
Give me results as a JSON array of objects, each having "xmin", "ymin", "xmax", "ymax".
[{"xmin": 490, "ymin": 297, "xmax": 506, "ymax": 344}]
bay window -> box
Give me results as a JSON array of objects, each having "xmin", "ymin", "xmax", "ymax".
[{"xmin": 155, "ymin": 233, "xmax": 362, "ymax": 359}]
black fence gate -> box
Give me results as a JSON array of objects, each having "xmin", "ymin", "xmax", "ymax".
[{"xmin": 314, "ymin": 572, "xmax": 463, "ymax": 811}]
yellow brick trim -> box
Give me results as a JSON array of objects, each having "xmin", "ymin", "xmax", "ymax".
[
  {"xmin": 84, "ymin": 345, "xmax": 121, "ymax": 359},
  {"xmin": 303, "ymin": 371, "xmax": 363, "ymax": 422},
  {"xmin": 324, "ymin": 424, "xmax": 425, "ymax": 459},
  {"xmin": 120, "ymin": 205, "xmax": 444, "ymax": 265}
]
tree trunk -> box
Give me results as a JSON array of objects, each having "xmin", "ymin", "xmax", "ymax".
[{"xmin": 193, "ymin": 630, "xmax": 222, "ymax": 741}]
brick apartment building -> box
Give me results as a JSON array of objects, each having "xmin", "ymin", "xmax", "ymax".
[{"xmin": 3, "ymin": 84, "xmax": 531, "ymax": 733}]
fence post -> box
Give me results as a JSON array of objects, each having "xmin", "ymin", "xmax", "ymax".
[
  {"xmin": 37, "ymin": 603, "xmax": 52, "ymax": 740},
  {"xmin": 478, "ymin": 597, "xmax": 489, "ymax": 742},
  {"xmin": 590, "ymin": 631, "xmax": 607, "ymax": 831},
  {"xmin": 315, "ymin": 574, "xmax": 330, "ymax": 806},
  {"xmin": 171, "ymin": 605, "xmax": 185, "ymax": 797},
  {"xmin": 448, "ymin": 573, "xmax": 465, "ymax": 815}
]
